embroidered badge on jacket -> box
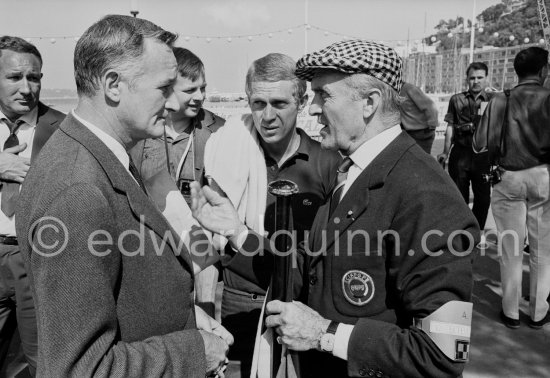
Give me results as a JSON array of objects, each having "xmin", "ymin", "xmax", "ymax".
[{"xmin": 342, "ymin": 270, "xmax": 375, "ymax": 306}]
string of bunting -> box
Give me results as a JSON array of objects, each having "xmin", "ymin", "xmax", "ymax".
[{"xmin": 21, "ymin": 23, "xmax": 427, "ymax": 46}]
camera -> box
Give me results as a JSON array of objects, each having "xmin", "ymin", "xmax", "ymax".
[
  {"xmin": 482, "ymin": 166, "xmax": 502, "ymax": 185},
  {"xmin": 455, "ymin": 122, "xmax": 474, "ymax": 135},
  {"xmin": 177, "ymin": 178, "xmax": 192, "ymax": 196}
]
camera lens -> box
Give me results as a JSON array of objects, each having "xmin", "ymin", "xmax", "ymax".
[{"xmin": 177, "ymin": 179, "xmax": 191, "ymax": 196}]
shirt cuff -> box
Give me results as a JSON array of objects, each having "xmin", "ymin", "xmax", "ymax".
[
  {"xmin": 228, "ymin": 224, "xmax": 249, "ymax": 251},
  {"xmin": 332, "ymin": 323, "xmax": 354, "ymax": 360}
]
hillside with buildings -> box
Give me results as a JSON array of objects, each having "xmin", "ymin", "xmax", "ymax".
[
  {"xmin": 426, "ymin": 0, "xmax": 541, "ymax": 51},
  {"xmin": 404, "ymin": 0, "xmax": 548, "ymax": 93}
]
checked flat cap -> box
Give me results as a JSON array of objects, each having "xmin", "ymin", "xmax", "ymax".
[{"xmin": 295, "ymin": 39, "xmax": 403, "ymax": 91}]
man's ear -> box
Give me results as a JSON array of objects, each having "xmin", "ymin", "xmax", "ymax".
[
  {"xmin": 298, "ymin": 93, "xmax": 309, "ymax": 111},
  {"xmin": 103, "ymin": 70, "xmax": 122, "ymax": 103},
  {"xmin": 539, "ymin": 64, "xmax": 549, "ymax": 82},
  {"xmin": 362, "ymin": 89, "xmax": 381, "ymax": 119}
]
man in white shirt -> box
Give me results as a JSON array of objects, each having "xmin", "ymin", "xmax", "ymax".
[
  {"xmin": 191, "ymin": 40, "xmax": 479, "ymax": 378},
  {"xmin": 0, "ymin": 36, "xmax": 64, "ymax": 375}
]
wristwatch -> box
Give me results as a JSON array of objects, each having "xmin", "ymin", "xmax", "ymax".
[{"xmin": 319, "ymin": 320, "xmax": 339, "ymax": 353}]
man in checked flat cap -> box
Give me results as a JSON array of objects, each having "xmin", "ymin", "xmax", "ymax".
[{"xmin": 191, "ymin": 40, "xmax": 478, "ymax": 378}]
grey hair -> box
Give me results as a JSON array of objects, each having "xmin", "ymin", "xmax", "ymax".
[
  {"xmin": 74, "ymin": 14, "xmax": 177, "ymax": 97},
  {"xmin": 245, "ymin": 53, "xmax": 307, "ymax": 104}
]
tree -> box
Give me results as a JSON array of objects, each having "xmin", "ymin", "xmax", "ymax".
[
  {"xmin": 481, "ymin": 3, "xmax": 507, "ymax": 22},
  {"xmin": 429, "ymin": 0, "xmax": 547, "ymax": 51}
]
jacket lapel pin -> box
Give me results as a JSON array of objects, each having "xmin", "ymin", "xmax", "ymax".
[{"xmin": 347, "ymin": 210, "xmax": 355, "ymax": 221}]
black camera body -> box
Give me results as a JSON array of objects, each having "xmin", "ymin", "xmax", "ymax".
[
  {"xmin": 177, "ymin": 178, "xmax": 193, "ymax": 197},
  {"xmin": 482, "ymin": 166, "xmax": 502, "ymax": 185},
  {"xmin": 455, "ymin": 122, "xmax": 474, "ymax": 135}
]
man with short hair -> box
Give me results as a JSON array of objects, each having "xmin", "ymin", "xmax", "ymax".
[
  {"xmin": 437, "ymin": 62, "xmax": 492, "ymax": 238},
  {"xmin": 191, "ymin": 40, "xmax": 478, "ymax": 377},
  {"xmin": 132, "ymin": 47, "xmax": 225, "ymax": 205},
  {"xmin": 474, "ymin": 46, "xmax": 550, "ymax": 330},
  {"xmin": 16, "ymin": 15, "xmax": 229, "ymax": 377},
  {"xmin": 0, "ymin": 35, "xmax": 64, "ymax": 375},
  {"xmin": 209, "ymin": 53, "xmax": 340, "ymax": 376}
]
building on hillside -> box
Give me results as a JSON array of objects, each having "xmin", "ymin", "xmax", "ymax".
[
  {"xmin": 403, "ymin": 43, "xmax": 542, "ymax": 93},
  {"xmin": 505, "ymin": 0, "xmax": 527, "ymax": 13}
]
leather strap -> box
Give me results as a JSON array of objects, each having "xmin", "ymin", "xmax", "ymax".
[{"xmin": 326, "ymin": 320, "xmax": 339, "ymax": 335}]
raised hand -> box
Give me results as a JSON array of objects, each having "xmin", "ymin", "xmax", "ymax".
[
  {"xmin": 0, "ymin": 143, "xmax": 30, "ymax": 183},
  {"xmin": 190, "ymin": 181, "xmax": 243, "ymax": 237}
]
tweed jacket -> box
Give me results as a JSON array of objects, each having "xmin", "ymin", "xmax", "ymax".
[
  {"xmin": 16, "ymin": 113, "xmax": 205, "ymax": 377},
  {"xmin": 232, "ymin": 132, "xmax": 478, "ymax": 378}
]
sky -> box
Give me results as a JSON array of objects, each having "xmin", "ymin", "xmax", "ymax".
[{"xmin": 1, "ymin": 0, "xmax": 502, "ymax": 93}]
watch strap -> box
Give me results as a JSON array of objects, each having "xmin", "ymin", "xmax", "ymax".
[{"xmin": 326, "ymin": 320, "xmax": 339, "ymax": 335}]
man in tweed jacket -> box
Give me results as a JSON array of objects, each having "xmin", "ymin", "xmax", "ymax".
[{"xmin": 16, "ymin": 15, "xmax": 230, "ymax": 377}]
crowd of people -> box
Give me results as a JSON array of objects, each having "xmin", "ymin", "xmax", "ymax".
[{"xmin": 0, "ymin": 13, "xmax": 548, "ymax": 378}]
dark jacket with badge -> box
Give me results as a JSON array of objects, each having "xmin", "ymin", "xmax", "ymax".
[{"xmin": 232, "ymin": 132, "xmax": 478, "ymax": 378}]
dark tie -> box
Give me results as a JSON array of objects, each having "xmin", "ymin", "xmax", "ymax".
[
  {"xmin": 329, "ymin": 157, "xmax": 354, "ymax": 217},
  {"xmin": 1, "ymin": 119, "xmax": 23, "ymax": 217},
  {"xmin": 128, "ymin": 155, "xmax": 147, "ymax": 194}
]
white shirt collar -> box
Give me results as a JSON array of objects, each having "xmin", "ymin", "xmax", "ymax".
[
  {"xmin": 0, "ymin": 106, "xmax": 38, "ymax": 128},
  {"xmin": 349, "ymin": 125, "xmax": 402, "ymax": 170},
  {"xmin": 71, "ymin": 110, "xmax": 129, "ymax": 171},
  {"xmin": 340, "ymin": 125, "xmax": 402, "ymax": 199}
]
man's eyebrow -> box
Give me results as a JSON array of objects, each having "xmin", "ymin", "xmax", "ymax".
[
  {"xmin": 160, "ymin": 77, "xmax": 177, "ymax": 86},
  {"xmin": 312, "ymin": 86, "xmax": 326, "ymax": 93}
]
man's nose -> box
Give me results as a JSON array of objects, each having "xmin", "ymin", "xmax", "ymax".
[
  {"xmin": 19, "ymin": 78, "xmax": 32, "ymax": 94},
  {"xmin": 263, "ymin": 104, "xmax": 276, "ymax": 121},
  {"xmin": 165, "ymin": 88, "xmax": 180, "ymax": 113},
  {"xmin": 309, "ymin": 95, "xmax": 321, "ymax": 116},
  {"xmin": 192, "ymin": 88, "xmax": 204, "ymax": 101}
]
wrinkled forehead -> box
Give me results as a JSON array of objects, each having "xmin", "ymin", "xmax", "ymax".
[
  {"xmin": 311, "ymin": 69, "xmax": 347, "ymax": 90},
  {"xmin": 0, "ymin": 50, "xmax": 42, "ymax": 71},
  {"xmin": 248, "ymin": 80, "xmax": 296, "ymax": 97},
  {"xmin": 140, "ymin": 39, "xmax": 177, "ymax": 80},
  {"xmin": 467, "ymin": 69, "xmax": 487, "ymax": 79}
]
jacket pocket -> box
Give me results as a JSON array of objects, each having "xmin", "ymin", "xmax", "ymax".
[{"xmin": 330, "ymin": 253, "xmax": 387, "ymax": 318}]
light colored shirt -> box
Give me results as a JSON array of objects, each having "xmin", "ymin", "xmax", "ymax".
[
  {"xmin": 72, "ymin": 110, "xmax": 130, "ymax": 172},
  {"xmin": 341, "ymin": 125, "xmax": 402, "ymax": 199},
  {"xmin": 0, "ymin": 107, "xmax": 38, "ymax": 236},
  {"xmin": 333, "ymin": 124, "xmax": 401, "ymax": 361}
]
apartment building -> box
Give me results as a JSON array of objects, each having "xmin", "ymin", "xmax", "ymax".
[{"xmin": 403, "ymin": 43, "xmax": 541, "ymax": 93}]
